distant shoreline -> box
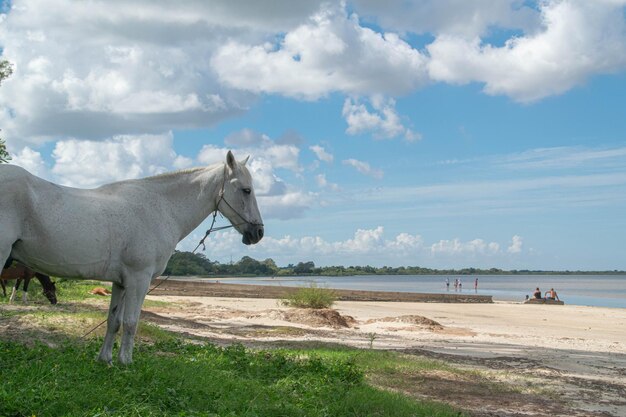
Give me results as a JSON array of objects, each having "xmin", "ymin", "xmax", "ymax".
[
  {"xmin": 165, "ymin": 271, "xmax": 626, "ymax": 279},
  {"xmin": 152, "ymin": 279, "xmax": 493, "ymax": 303}
]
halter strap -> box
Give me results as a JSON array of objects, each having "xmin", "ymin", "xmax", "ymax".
[{"xmin": 193, "ymin": 162, "xmax": 263, "ymax": 252}]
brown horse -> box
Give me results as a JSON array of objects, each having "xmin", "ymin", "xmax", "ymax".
[{"xmin": 1, "ymin": 260, "xmax": 57, "ymax": 305}]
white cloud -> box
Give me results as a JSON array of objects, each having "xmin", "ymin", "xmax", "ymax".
[
  {"xmin": 309, "ymin": 144, "xmax": 333, "ymax": 163},
  {"xmin": 51, "ymin": 132, "xmax": 179, "ymax": 187},
  {"xmin": 8, "ymin": 131, "xmax": 195, "ymax": 188},
  {"xmin": 342, "ymin": 158, "xmax": 384, "ymax": 179},
  {"xmin": 342, "ymin": 96, "xmax": 421, "ymax": 141},
  {"xmin": 173, "ymin": 155, "xmax": 194, "ymax": 170},
  {"xmin": 0, "ymin": 0, "xmax": 263, "ymax": 147},
  {"xmin": 507, "ymin": 235, "xmax": 523, "ymax": 254},
  {"xmin": 258, "ymin": 191, "xmax": 316, "ymax": 220},
  {"xmin": 496, "ymin": 146, "xmax": 626, "ymax": 171},
  {"xmin": 178, "ymin": 226, "xmax": 522, "ymax": 267},
  {"xmin": 211, "ymin": 4, "xmax": 429, "ymax": 100},
  {"xmin": 198, "ymin": 130, "xmax": 302, "ymax": 173},
  {"xmin": 431, "ymin": 238, "xmax": 501, "ymax": 255},
  {"xmin": 353, "ymin": 0, "xmax": 539, "ymax": 38},
  {"xmin": 1, "ymin": 0, "xmax": 624, "ymax": 152},
  {"xmin": 10, "ymin": 146, "xmax": 47, "ymax": 177},
  {"xmin": 224, "ymin": 128, "xmax": 270, "ymax": 147},
  {"xmin": 315, "ymin": 173, "xmax": 340, "ymax": 191},
  {"xmin": 427, "ymin": 0, "xmax": 626, "ymax": 102}
]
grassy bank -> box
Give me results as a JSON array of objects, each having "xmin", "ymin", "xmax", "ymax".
[
  {"xmin": 0, "ymin": 339, "xmax": 465, "ymax": 417},
  {"xmin": 0, "ymin": 280, "xmax": 466, "ymax": 417}
]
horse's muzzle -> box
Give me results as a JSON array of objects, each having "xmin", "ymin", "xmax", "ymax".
[{"xmin": 242, "ymin": 225, "xmax": 264, "ymax": 245}]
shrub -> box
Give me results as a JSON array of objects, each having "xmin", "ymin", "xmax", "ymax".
[{"xmin": 281, "ymin": 283, "xmax": 337, "ymax": 309}]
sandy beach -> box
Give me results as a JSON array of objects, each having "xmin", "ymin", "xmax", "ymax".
[{"xmin": 144, "ymin": 293, "xmax": 626, "ymax": 417}]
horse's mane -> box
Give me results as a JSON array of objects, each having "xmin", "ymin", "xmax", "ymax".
[
  {"xmin": 95, "ymin": 164, "xmax": 223, "ymax": 191},
  {"xmin": 138, "ymin": 163, "xmax": 223, "ymax": 182},
  {"xmin": 145, "ymin": 166, "xmax": 206, "ymax": 180}
]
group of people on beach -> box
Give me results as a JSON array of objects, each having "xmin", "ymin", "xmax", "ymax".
[
  {"xmin": 531, "ymin": 287, "xmax": 560, "ymax": 301},
  {"xmin": 445, "ymin": 277, "xmax": 479, "ymax": 292}
]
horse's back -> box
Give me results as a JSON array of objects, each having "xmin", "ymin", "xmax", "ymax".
[
  {"xmin": 2, "ymin": 166, "xmax": 173, "ymax": 280},
  {"xmin": 1, "ymin": 263, "xmax": 33, "ymax": 280},
  {"xmin": 0, "ymin": 164, "xmax": 34, "ymax": 203},
  {"xmin": 0, "ymin": 163, "xmax": 31, "ymax": 182},
  {"xmin": 0, "ymin": 166, "xmax": 117, "ymax": 279}
]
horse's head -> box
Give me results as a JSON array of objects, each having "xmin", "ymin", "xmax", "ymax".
[
  {"xmin": 219, "ymin": 150, "xmax": 264, "ymax": 245},
  {"xmin": 43, "ymin": 279, "xmax": 57, "ymax": 305}
]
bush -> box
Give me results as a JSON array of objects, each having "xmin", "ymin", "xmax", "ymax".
[{"xmin": 281, "ymin": 283, "xmax": 337, "ymax": 309}]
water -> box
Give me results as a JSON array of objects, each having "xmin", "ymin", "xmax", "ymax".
[{"xmin": 210, "ymin": 274, "xmax": 626, "ymax": 309}]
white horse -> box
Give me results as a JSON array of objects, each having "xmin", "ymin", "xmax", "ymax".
[{"xmin": 0, "ymin": 151, "xmax": 263, "ymax": 364}]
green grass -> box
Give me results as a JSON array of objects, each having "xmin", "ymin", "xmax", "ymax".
[
  {"xmin": 0, "ymin": 339, "xmax": 465, "ymax": 417},
  {"xmin": 0, "ymin": 278, "xmax": 469, "ymax": 416},
  {"xmin": 0, "ymin": 278, "xmax": 169, "ymax": 308},
  {"xmin": 281, "ymin": 284, "xmax": 337, "ymax": 309}
]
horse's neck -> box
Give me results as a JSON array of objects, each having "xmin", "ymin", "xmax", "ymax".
[
  {"xmin": 139, "ymin": 164, "xmax": 225, "ymax": 240},
  {"xmin": 35, "ymin": 273, "xmax": 52, "ymax": 290}
]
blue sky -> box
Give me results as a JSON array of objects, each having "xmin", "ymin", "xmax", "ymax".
[{"xmin": 1, "ymin": 0, "xmax": 626, "ymax": 270}]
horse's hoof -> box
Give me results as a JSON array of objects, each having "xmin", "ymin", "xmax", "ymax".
[{"xmin": 96, "ymin": 354, "xmax": 113, "ymax": 366}]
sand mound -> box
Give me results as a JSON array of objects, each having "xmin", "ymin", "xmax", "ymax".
[
  {"xmin": 367, "ymin": 315, "xmax": 443, "ymax": 329},
  {"xmin": 280, "ymin": 308, "xmax": 356, "ymax": 328}
]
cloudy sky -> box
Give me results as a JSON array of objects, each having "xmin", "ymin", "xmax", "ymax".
[{"xmin": 1, "ymin": 0, "xmax": 626, "ymax": 270}]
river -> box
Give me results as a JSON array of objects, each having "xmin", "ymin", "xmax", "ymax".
[{"xmin": 206, "ymin": 274, "xmax": 626, "ymax": 308}]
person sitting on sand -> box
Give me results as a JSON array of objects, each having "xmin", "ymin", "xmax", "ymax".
[
  {"xmin": 533, "ymin": 287, "xmax": 542, "ymax": 299},
  {"xmin": 545, "ymin": 288, "xmax": 559, "ymax": 301}
]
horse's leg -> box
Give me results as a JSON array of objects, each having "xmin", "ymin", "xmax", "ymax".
[
  {"xmin": 97, "ymin": 282, "xmax": 125, "ymax": 365},
  {"xmin": 22, "ymin": 277, "xmax": 30, "ymax": 303},
  {"xmin": 118, "ymin": 274, "xmax": 152, "ymax": 365},
  {"xmin": 9, "ymin": 278, "xmax": 20, "ymax": 303},
  {"xmin": 0, "ymin": 244, "xmax": 13, "ymax": 297}
]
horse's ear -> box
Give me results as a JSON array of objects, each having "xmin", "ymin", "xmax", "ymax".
[
  {"xmin": 226, "ymin": 150, "xmax": 237, "ymax": 170},
  {"xmin": 241, "ymin": 155, "xmax": 250, "ymax": 166}
]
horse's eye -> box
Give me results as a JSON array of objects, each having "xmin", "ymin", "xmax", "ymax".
[{"xmin": 242, "ymin": 188, "xmax": 251, "ymax": 195}]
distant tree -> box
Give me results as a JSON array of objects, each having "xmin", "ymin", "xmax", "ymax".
[
  {"xmin": 235, "ymin": 256, "xmax": 277, "ymax": 275},
  {"xmin": 164, "ymin": 251, "xmax": 214, "ymax": 276},
  {"xmin": 0, "ymin": 60, "xmax": 13, "ymax": 163},
  {"xmin": 0, "ymin": 138, "xmax": 9, "ymax": 163},
  {"xmin": 293, "ymin": 261, "xmax": 315, "ymax": 275},
  {"xmin": 262, "ymin": 258, "xmax": 279, "ymax": 275},
  {"xmin": 236, "ymin": 256, "xmax": 262, "ymax": 275},
  {"xmin": 0, "ymin": 60, "xmax": 12, "ymax": 85}
]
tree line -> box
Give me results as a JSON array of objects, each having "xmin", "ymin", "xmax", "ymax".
[{"xmin": 164, "ymin": 251, "xmax": 625, "ymax": 277}]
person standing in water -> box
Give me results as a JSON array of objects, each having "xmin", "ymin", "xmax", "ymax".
[
  {"xmin": 445, "ymin": 278, "xmax": 450, "ymax": 290},
  {"xmin": 474, "ymin": 278, "xmax": 478, "ymax": 291}
]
